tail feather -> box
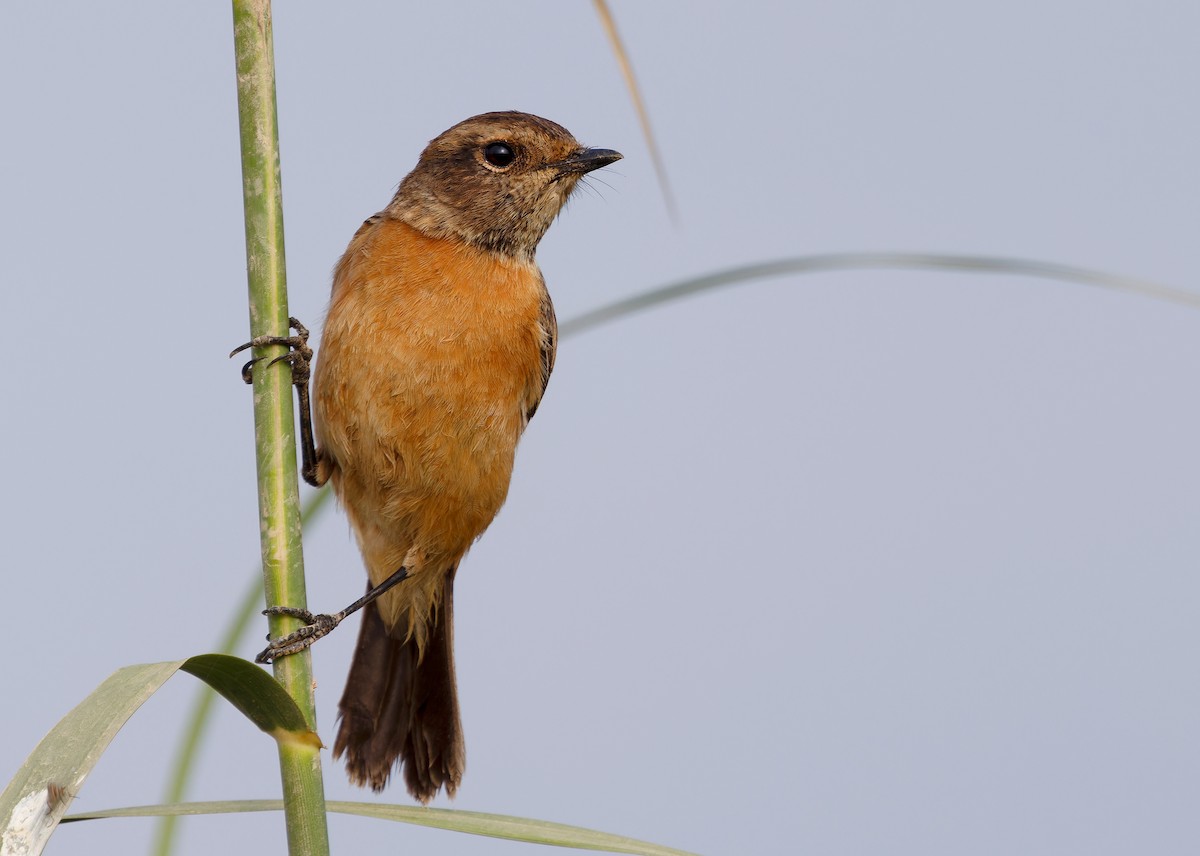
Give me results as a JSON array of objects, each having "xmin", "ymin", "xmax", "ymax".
[{"xmin": 333, "ymin": 574, "xmax": 464, "ymax": 803}]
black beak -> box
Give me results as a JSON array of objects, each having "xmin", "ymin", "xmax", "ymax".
[{"xmin": 554, "ymin": 147, "xmax": 623, "ymax": 176}]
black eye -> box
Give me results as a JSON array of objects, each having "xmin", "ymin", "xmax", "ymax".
[{"xmin": 483, "ymin": 142, "xmax": 515, "ymax": 168}]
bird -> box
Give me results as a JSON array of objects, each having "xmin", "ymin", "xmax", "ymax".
[{"xmin": 235, "ymin": 111, "xmax": 620, "ymax": 803}]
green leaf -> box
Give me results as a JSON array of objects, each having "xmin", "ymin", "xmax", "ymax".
[
  {"xmin": 179, "ymin": 655, "xmax": 319, "ymax": 746},
  {"xmin": 65, "ymin": 801, "xmax": 702, "ymax": 856},
  {"xmin": 1, "ymin": 662, "xmax": 184, "ymax": 856},
  {"xmin": 1, "ymin": 657, "xmax": 316, "ymax": 856}
]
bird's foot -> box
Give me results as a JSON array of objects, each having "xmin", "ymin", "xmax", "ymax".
[
  {"xmin": 255, "ymin": 606, "xmax": 342, "ymax": 664},
  {"xmin": 230, "ymin": 317, "xmax": 312, "ymax": 386}
]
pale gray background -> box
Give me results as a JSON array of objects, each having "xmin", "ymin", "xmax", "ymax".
[{"xmin": 2, "ymin": 2, "xmax": 1198, "ymax": 854}]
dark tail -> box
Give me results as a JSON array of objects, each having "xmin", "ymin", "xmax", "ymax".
[{"xmin": 333, "ymin": 574, "xmax": 464, "ymax": 803}]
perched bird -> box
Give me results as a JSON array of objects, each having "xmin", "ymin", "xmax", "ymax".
[{"xmin": 238, "ymin": 112, "xmax": 620, "ymax": 802}]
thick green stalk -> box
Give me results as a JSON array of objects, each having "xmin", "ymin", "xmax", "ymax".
[
  {"xmin": 230, "ymin": 1, "xmax": 330, "ymax": 853},
  {"xmin": 151, "ymin": 488, "xmax": 331, "ymax": 856}
]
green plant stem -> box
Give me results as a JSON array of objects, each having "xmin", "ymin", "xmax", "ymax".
[
  {"xmin": 152, "ymin": 487, "xmax": 331, "ymax": 856},
  {"xmin": 230, "ymin": 1, "xmax": 329, "ymax": 854}
]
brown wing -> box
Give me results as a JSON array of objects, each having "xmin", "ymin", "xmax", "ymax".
[{"xmin": 525, "ymin": 288, "xmax": 557, "ymax": 423}]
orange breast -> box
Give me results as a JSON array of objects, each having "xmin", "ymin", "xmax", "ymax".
[{"xmin": 313, "ymin": 218, "xmax": 549, "ymax": 597}]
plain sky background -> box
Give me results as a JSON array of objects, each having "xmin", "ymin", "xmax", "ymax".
[{"xmin": 3, "ymin": 2, "xmax": 1198, "ymax": 854}]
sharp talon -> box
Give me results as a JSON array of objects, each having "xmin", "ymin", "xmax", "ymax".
[
  {"xmin": 232, "ymin": 322, "xmax": 312, "ymax": 387},
  {"xmin": 241, "ymin": 358, "xmax": 261, "ymax": 384}
]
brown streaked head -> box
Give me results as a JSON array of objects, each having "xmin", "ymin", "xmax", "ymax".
[{"xmin": 386, "ymin": 111, "xmax": 622, "ymax": 259}]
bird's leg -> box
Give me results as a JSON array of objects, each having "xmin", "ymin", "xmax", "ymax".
[
  {"xmin": 231, "ymin": 317, "xmax": 405, "ymax": 664},
  {"xmin": 255, "ymin": 567, "xmax": 412, "ymax": 663},
  {"xmin": 230, "ymin": 317, "xmax": 322, "ymax": 488}
]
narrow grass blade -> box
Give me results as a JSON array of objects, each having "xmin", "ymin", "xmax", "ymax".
[
  {"xmin": 330, "ymin": 802, "xmax": 702, "ymax": 856},
  {"xmin": 560, "ymin": 253, "xmax": 1200, "ymax": 337},
  {"xmin": 592, "ymin": 0, "xmax": 676, "ymax": 221},
  {"xmin": 68, "ymin": 801, "xmax": 702, "ymax": 856}
]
